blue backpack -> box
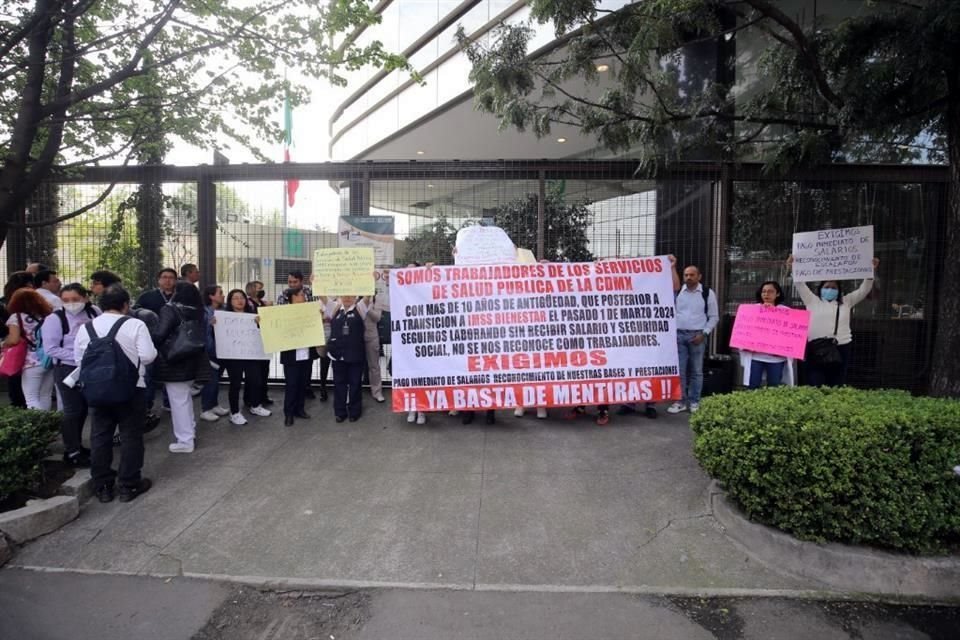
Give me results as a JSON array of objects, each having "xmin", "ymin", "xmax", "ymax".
[
  {"xmin": 78, "ymin": 317, "xmax": 139, "ymax": 407},
  {"xmin": 33, "ymin": 315, "xmax": 54, "ymax": 371}
]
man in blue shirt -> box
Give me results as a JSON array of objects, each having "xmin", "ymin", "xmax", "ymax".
[{"xmin": 668, "ymin": 264, "xmax": 719, "ymax": 414}]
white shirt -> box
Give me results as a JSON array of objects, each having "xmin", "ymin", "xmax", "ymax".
[
  {"xmin": 675, "ymin": 284, "xmax": 719, "ymax": 333},
  {"xmin": 797, "ymin": 279, "xmax": 873, "ymax": 345},
  {"xmin": 38, "ymin": 288, "xmax": 63, "ymax": 310},
  {"xmin": 74, "ymin": 312, "xmax": 158, "ymax": 387}
]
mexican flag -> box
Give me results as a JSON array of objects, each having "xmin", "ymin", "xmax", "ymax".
[{"xmin": 284, "ymin": 96, "xmax": 300, "ymax": 207}]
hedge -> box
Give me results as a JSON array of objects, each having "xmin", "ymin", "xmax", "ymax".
[
  {"xmin": 0, "ymin": 406, "xmax": 61, "ymax": 503},
  {"xmin": 690, "ymin": 387, "xmax": 960, "ymax": 554}
]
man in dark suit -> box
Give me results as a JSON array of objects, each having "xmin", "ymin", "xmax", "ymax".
[{"xmin": 136, "ymin": 268, "xmax": 177, "ymax": 314}]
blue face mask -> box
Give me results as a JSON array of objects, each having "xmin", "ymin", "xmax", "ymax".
[{"xmin": 820, "ymin": 287, "xmax": 839, "ymax": 302}]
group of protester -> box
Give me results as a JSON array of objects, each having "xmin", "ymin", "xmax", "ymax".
[{"xmin": 0, "ymin": 251, "xmax": 878, "ymax": 505}]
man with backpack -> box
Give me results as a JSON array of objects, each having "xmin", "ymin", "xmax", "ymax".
[
  {"xmin": 73, "ymin": 285, "xmax": 157, "ymax": 503},
  {"xmin": 668, "ymin": 264, "xmax": 719, "ymax": 415}
]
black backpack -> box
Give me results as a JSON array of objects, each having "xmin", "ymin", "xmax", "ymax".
[{"xmin": 78, "ymin": 316, "xmax": 139, "ymax": 407}]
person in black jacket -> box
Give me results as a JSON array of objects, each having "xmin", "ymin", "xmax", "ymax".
[
  {"xmin": 279, "ymin": 288, "xmax": 319, "ymax": 426},
  {"xmin": 136, "ymin": 268, "xmax": 177, "ymax": 314},
  {"xmin": 151, "ymin": 282, "xmax": 209, "ymax": 453},
  {"xmin": 326, "ymin": 295, "xmax": 367, "ymax": 423}
]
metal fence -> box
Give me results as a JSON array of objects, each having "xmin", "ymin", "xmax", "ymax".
[{"xmin": 7, "ymin": 160, "xmax": 949, "ymax": 393}]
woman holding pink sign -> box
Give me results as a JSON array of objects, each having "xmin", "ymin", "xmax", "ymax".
[{"xmin": 738, "ymin": 281, "xmax": 796, "ymax": 389}]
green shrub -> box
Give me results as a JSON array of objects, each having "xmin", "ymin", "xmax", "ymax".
[
  {"xmin": 0, "ymin": 406, "xmax": 61, "ymax": 503},
  {"xmin": 691, "ymin": 387, "xmax": 960, "ymax": 554}
]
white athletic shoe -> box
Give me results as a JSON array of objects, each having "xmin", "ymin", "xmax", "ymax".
[
  {"xmin": 416, "ymin": 412, "xmax": 427, "ymax": 425},
  {"xmin": 249, "ymin": 405, "xmax": 271, "ymax": 417},
  {"xmin": 373, "ymin": 393, "xmax": 385, "ymax": 403},
  {"xmin": 667, "ymin": 402, "xmax": 688, "ymax": 414},
  {"xmin": 448, "ymin": 410, "xmax": 459, "ymax": 416},
  {"xmin": 689, "ymin": 402, "xmax": 700, "ymax": 414},
  {"xmin": 230, "ymin": 413, "xmax": 248, "ymax": 425},
  {"xmin": 212, "ymin": 406, "xmax": 230, "ymax": 416},
  {"xmin": 407, "ymin": 411, "xmax": 416, "ymax": 423},
  {"xmin": 514, "ymin": 407, "xmax": 525, "ymax": 417},
  {"xmin": 536, "ymin": 408, "xmax": 548, "ymax": 419},
  {"xmin": 169, "ymin": 441, "xmax": 194, "ymax": 453},
  {"xmin": 199, "ymin": 410, "xmax": 220, "ymax": 422}
]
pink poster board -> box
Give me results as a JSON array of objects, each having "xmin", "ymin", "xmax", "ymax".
[{"xmin": 730, "ymin": 304, "xmax": 811, "ymax": 360}]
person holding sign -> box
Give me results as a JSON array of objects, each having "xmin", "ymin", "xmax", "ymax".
[
  {"xmin": 326, "ymin": 295, "xmax": 368, "ymax": 423},
  {"xmin": 198, "ymin": 285, "xmax": 229, "ymax": 422},
  {"xmin": 219, "ymin": 290, "xmax": 271, "ymax": 425},
  {"xmin": 737, "ymin": 281, "xmax": 796, "ymax": 389},
  {"xmin": 787, "ymin": 255, "xmax": 879, "ymax": 387},
  {"xmin": 278, "ymin": 288, "xmax": 321, "ymax": 426}
]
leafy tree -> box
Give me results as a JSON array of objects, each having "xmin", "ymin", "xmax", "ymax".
[
  {"xmin": 402, "ymin": 214, "xmax": 457, "ymax": 266},
  {"xmin": 494, "ymin": 184, "xmax": 594, "ymax": 262},
  {"xmin": 460, "ymin": 0, "xmax": 960, "ymax": 396},
  {"xmin": 0, "ymin": 0, "xmax": 407, "ymax": 250}
]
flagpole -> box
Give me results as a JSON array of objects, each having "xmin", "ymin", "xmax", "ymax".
[
  {"xmin": 282, "ymin": 68, "xmax": 288, "ymax": 229},
  {"xmin": 283, "ymin": 179, "xmax": 288, "ymax": 229}
]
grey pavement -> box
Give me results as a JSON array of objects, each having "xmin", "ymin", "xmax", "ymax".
[{"xmin": 11, "ymin": 390, "xmax": 815, "ymax": 592}]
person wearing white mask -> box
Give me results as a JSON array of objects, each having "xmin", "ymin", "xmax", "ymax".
[{"xmin": 788, "ymin": 255, "xmax": 880, "ymax": 387}]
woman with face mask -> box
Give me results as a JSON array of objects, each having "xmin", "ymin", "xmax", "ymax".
[
  {"xmin": 41, "ymin": 283, "xmax": 101, "ymax": 466},
  {"xmin": 788, "ymin": 255, "xmax": 880, "ymax": 387}
]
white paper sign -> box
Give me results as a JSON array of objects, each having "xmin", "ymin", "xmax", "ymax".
[
  {"xmin": 792, "ymin": 225, "xmax": 874, "ymax": 282},
  {"xmin": 214, "ymin": 311, "xmax": 270, "ymax": 360},
  {"xmin": 454, "ymin": 226, "xmax": 517, "ymax": 266}
]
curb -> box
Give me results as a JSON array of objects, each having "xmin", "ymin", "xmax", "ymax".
[
  {"xmin": 708, "ymin": 481, "xmax": 960, "ymax": 601},
  {"xmin": 0, "ymin": 535, "xmax": 10, "ymax": 567},
  {"xmin": 0, "ymin": 496, "xmax": 80, "ymax": 545},
  {"xmin": 58, "ymin": 471, "xmax": 93, "ymax": 503}
]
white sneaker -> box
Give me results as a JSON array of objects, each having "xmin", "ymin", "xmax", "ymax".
[
  {"xmin": 407, "ymin": 411, "xmax": 416, "ymax": 423},
  {"xmin": 667, "ymin": 402, "xmax": 688, "ymax": 414},
  {"xmin": 514, "ymin": 407, "xmax": 525, "ymax": 417},
  {"xmin": 249, "ymin": 405, "xmax": 271, "ymax": 417},
  {"xmin": 230, "ymin": 413, "xmax": 248, "ymax": 425},
  {"xmin": 536, "ymin": 407, "xmax": 548, "ymax": 419},
  {"xmin": 373, "ymin": 393, "xmax": 385, "ymax": 403},
  {"xmin": 689, "ymin": 402, "xmax": 700, "ymax": 414},
  {"xmin": 200, "ymin": 410, "xmax": 220, "ymax": 422},
  {"xmin": 448, "ymin": 410, "xmax": 459, "ymax": 416},
  {"xmin": 416, "ymin": 412, "xmax": 426, "ymax": 425},
  {"xmin": 169, "ymin": 441, "xmax": 194, "ymax": 453},
  {"xmin": 212, "ymin": 406, "xmax": 230, "ymax": 416}
]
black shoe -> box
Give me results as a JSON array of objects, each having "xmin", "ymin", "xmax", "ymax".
[
  {"xmin": 319, "ymin": 389, "xmax": 328, "ymax": 402},
  {"xmin": 348, "ymin": 416, "xmax": 359, "ymax": 422},
  {"xmin": 295, "ymin": 411, "xmax": 311, "ymax": 419},
  {"xmin": 645, "ymin": 405, "xmax": 658, "ymax": 419},
  {"xmin": 461, "ymin": 412, "xmax": 475, "ymax": 425},
  {"xmin": 335, "ymin": 416, "xmax": 346, "ymax": 423},
  {"xmin": 262, "ymin": 397, "xmax": 274, "ymax": 406},
  {"xmin": 616, "ymin": 404, "xmax": 637, "ymax": 416},
  {"xmin": 63, "ymin": 449, "xmax": 91, "ymax": 467},
  {"xmin": 118, "ymin": 478, "xmax": 152, "ymax": 503},
  {"xmin": 485, "ymin": 410, "xmax": 496, "ymax": 425},
  {"xmin": 143, "ymin": 411, "xmax": 161, "ymax": 433},
  {"xmin": 284, "ymin": 415, "xmax": 294, "ymax": 426},
  {"xmin": 112, "ymin": 433, "xmax": 122, "ymax": 447},
  {"xmin": 305, "ymin": 389, "xmax": 317, "ymax": 399},
  {"xmin": 96, "ymin": 484, "xmax": 115, "ymax": 503}
]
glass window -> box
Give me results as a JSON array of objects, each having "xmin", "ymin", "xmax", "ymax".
[
  {"xmin": 398, "ymin": 1, "xmax": 438, "ymax": 52},
  {"xmin": 398, "ymin": 69, "xmax": 438, "ymax": 129}
]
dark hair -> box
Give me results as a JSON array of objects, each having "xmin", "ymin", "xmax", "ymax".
[
  {"xmin": 172, "ymin": 281, "xmax": 202, "ymax": 307},
  {"xmin": 816, "ymin": 281, "xmax": 845, "ymax": 303},
  {"xmin": 4, "ymin": 271, "xmax": 35, "ymax": 300},
  {"xmin": 202, "ymin": 285, "xmax": 222, "ymax": 307},
  {"xmin": 99, "ymin": 285, "xmax": 130, "ymax": 311},
  {"xmin": 181, "ymin": 263, "xmax": 198, "ymax": 278},
  {"xmin": 245, "ymin": 280, "xmax": 263, "ymax": 291},
  {"xmin": 90, "ymin": 270, "xmax": 122, "ymax": 288},
  {"xmin": 755, "ymin": 280, "xmax": 785, "ymax": 305},
  {"xmin": 61, "ymin": 283, "xmax": 90, "ymax": 298},
  {"xmin": 8, "ymin": 289, "xmax": 52, "ymax": 317},
  {"xmin": 283, "ymin": 288, "xmax": 305, "ymax": 302},
  {"xmin": 226, "ymin": 289, "xmax": 248, "ymax": 311},
  {"xmin": 33, "ymin": 269, "xmax": 58, "ymax": 288},
  {"xmin": 157, "ymin": 268, "xmax": 178, "ymax": 279},
  {"xmin": 287, "ymin": 271, "xmax": 304, "ymax": 282}
]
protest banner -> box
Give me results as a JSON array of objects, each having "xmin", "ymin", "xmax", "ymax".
[
  {"xmin": 792, "ymin": 224, "xmax": 874, "ymax": 282},
  {"xmin": 257, "ymin": 301, "xmax": 326, "ymax": 353},
  {"xmin": 214, "ymin": 311, "xmax": 271, "ymax": 360},
  {"xmin": 313, "ymin": 247, "xmax": 375, "ymax": 295},
  {"xmin": 729, "ymin": 304, "xmax": 811, "ymax": 360},
  {"xmin": 454, "ymin": 226, "xmax": 516, "ymax": 266},
  {"xmin": 338, "ymin": 215, "xmax": 395, "ymax": 265},
  {"xmin": 389, "ymin": 257, "xmax": 681, "ymax": 412}
]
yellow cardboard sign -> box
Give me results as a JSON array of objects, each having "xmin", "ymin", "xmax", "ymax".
[
  {"xmin": 257, "ymin": 301, "xmax": 326, "ymax": 353},
  {"xmin": 516, "ymin": 248, "xmax": 537, "ymax": 264},
  {"xmin": 313, "ymin": 247, "xmax": 375, "ymax": 295}
]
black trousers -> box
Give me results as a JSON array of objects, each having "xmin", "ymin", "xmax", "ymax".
[
  {"xmin": 283, "ymin": 360, "xmax": 311, "ymax": 417},
  {"xmin": 804, "ymin": 342, "xmax": 852, "ymax": 387},
  {"xmin": 246, "ymin": 360, "xmax": 272, "ymax": 406},
  {"xmin": 54, "ymin": 364, "xmax": 88, "ymax": 453},
  {"xmin": 332, "ymin": 359, "xmax": 364, "ymax": 419},
  {"xmin": 8, "ymin": 373, "xmax": 25, "ymax": 408},
  {"xmin": 225, "ymin": 360, "xmax": 263, "ymax": 413},
  {"xmin": 90, "ymin": 389, "xmax": 147, "ymax": 490}
]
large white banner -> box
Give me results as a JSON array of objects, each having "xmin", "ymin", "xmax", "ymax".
[
  {"xmin": 214, "ymin": 311, "xmax": 270, "ymax": 360},
  {"xmin": 792, "ymin": 224, "xmax": 874, "ymax": 282},
  {"xmin": 389, "ymin": 257, "xmax": 681, "ymax": 412}
]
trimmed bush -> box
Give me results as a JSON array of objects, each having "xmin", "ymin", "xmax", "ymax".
[
  {"xmin": 691, "ymin": 387, "xmax": 960, "ymax": 554},
  {"xmin": 0, "ymin": 406, "xmax": 61, "ymax": 503}
]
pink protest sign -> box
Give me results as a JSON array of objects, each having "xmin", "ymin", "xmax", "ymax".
[{"xmin": 730, "ymin": 304, "xmax": 811, "ymax": 360}]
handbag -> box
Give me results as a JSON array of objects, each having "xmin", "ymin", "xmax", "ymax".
[
  {"xmin": 805, "ymin": 306, "xmax": 843, "ymax": 367},
  {"xmin": 0, "ymin": 315, "xmax": 30, "ymax": 377},
  {"xmin": 163, "ymin": 305, "xmax": 206, "ymax": 363}
]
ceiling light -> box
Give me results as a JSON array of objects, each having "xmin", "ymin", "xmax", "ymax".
[
  {"xmin": 416, "ymin": 150, "xmax": 425, "ymax": 155},
  {"xmin": 556, "ymin": 137, "xmax": 567, "ymax": 143},
  {"xmin": 595, "ymin": 63, "xmax": 609, "ymax": 72}
]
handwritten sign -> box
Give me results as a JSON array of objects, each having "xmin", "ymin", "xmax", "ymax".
[
  {"xmin": 214, "ymin": 311, "xmax": 270, "ymax": 360},
  {"xmin": 312, "ymin": 247, "xmax": 375, "ymax": 295},
  {"xmin": 792, "ymin": 225, "xmax": 874, "ymax": 282},
  {"xmin": 730, "ymin": 304, "xmax": 811, "ymax": 360},
  {"xmin": 257, "ymin": 301, "xmax": 326, "ymax": 353},
  {"xmin": 454, "ymin": 226, "xmax": 516, "ymax": 266}
]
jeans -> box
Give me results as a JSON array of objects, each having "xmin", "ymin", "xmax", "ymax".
[
  {"xmin": 200, "ymin": 362, "xmax": 223, "ymax": 411},
  {"xmin": 54, "ymin": 364, "xmax": 88, "ymax": 453},
  {"xmin": 749, "ymin": 360, "xmax": 785, "ymax": 389},
  {"xmin": 677, "ymin": 330, "xmax": 706, "ymax": 405},
  {"xmin": 90, "ymin": 389, "xmax": 146, "ymax": 490},
  {"xmin": 332, "ymin": 360, "xmax": 364, "ymax": 419},
  {"xmin": 283, "ymin": 360, "xmax": 312, "ymax": 417},
  {"xmin": 225, "ymin": 360, "xmax": 263, "ymax": 413},
  {"xmin": 804, "ymin": 342, "xmax": 852, "ymax": 387}
]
